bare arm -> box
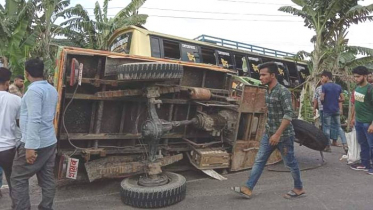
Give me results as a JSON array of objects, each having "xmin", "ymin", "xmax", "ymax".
[
  {"xmin": 339, "ymin": 93, "xmax": 345, "ymax": 102},
  {"xmin": 275, "ymin": 119, "xmax": 291, "ymax": 137}
]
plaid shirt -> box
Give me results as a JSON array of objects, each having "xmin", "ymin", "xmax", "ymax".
[
  {"xmin": 313, "ymin": 86, "xmax": 323, "ymax": 111},
  {"xmin": 265, "ymin": 83, "xmax": 295, "ymax": 138}
]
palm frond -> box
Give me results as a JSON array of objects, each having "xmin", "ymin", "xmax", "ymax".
[
  {"xmin": 113, "ymin": 0, "xmax": 147, "ymax": 21},
  {"xmin": 346, "ymin": 46, "xmax": 373, "ymax": 56},
  {"xmin": 291, "ymin": 0, "xmax": 307, "ymax": 7},
  {"xmin": 94, "ymin": 1, "xmax": 103, "ymax": 23},
  {"xmin": 345, "ymin": 56, "xmax": 373, "ymax": 69},
  {"xmin": 103, "ymin": 0, "xmax": 110, "ymax": 23},
  {"xmin": 55, "ymin": 0, "xmax": 70, "ymax": 13},
  {"xmin": 111, "ymin": 14, "xmax": 148, "ymax": 30},
  {"xmin": 59, "ymin": 4, "xmax": 90, "ymax": 20}
]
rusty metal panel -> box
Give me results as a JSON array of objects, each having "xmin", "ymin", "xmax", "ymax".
[
  {"xmin": 84, "ymin": 154, "xmax": 183, "ymax": 182},
  {"xmin": 230, "ymin": 140, "xmax": 282, "ymax": 171},
  {"xmin": 187, "ymin": 148, "xmax": 230, "ymax": 170},
  {"xmin": 239, "ymin": 86, "xmax": 266, "ymax": 113},
  {"xmin": 85, "ymin": 156, "xmax": 145, "ymax": 182},
  {"xmin": 181, "ymin": 67, "xmax": 204, "ymax": 87}
]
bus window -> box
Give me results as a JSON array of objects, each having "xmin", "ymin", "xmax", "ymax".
[
  {"xmin": 297, "ymin": 65, "xmax": 309, "ymax": 84},
  {"xmin": 286, "ymin": 62, "xmax": 300, "ymax": 87},
  {"xmin": 150, "ymin": 37, "xmax": 162, "ymax": 58},
  {"xmin": 180, "ymin": 43, "xmax": 200, "ymax": 63},
  {"xmin": 273, "ymin": 61, "xmax": 290, "ymax": 87},
  {"xmin": 110, "ymin": 32, "xmax": 132, "ymax": 54},
  {"xmin": 216, "ymin": 50, "xmax": 233, "ymax": 69},
  {"xmin": 163, "ymin": 40, "xmax": 180, "ymax": 60},
  {"xmin": 247, "ymin": 57, "xmax": 261, "ymax": 80},
  {"xmin": 201, "ymin": 47, "xmax": 216, "ymax": 65},
  {"xmin": 234, "ymin": 54, "xmax": 248, "ymax": 75}
]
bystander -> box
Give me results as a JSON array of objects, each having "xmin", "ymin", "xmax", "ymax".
[
  {"xmin": 8, "ymin": 75, "xmax": 24, "ymax": 97},
  {"xmin": 349, "ymin": 66, "xmax": 373, "ymax": 175},
  {"xmin": 320, "ymin": 71, "xmax": 346, "ymax": 152},
  {"xmin": 11, "ymin": 59, "xmax": 59, "ymax": 210},
  {"xmin": 0, "ymin": 67, "xmax": 21, "ymax": 207}
]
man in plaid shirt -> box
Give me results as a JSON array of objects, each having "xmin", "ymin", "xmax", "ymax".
[{"xmin": 231, "ymin": 62, "xmax": 305, "ymax": 199}]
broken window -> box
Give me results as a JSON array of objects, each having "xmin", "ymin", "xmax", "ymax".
[
  {"xmin": 216, "ymin": 50, "xmax": 233, "ymax": 69},
  {"xmin": 234, "ymin": 54, "xmax": 248, "ymax": 75},
  {"xmin": 273, "ymin": 61, "xmax": 290, "ymax": 87},
  {"xmin": 247, "ymin": 57, "xmax": 261, "ymax": 80},
  {"xmin": 163, "ymin": 40, "xmax": 181, "ymax": 60},
  {"xmin": 201, "ymin": 47, "xmax": 216, "ymax": 65},
  {"xmin": 180, "ymin": 43, "xmax": 200, "ymax": 63},
  {"xmin": 297, "ymin": 65, "xmax": 309, "ymax": 84},
  {"xmin": 286, "ymin": 62, "xmax": 301, "ymax": 87},
  {"xmin": 150, "ymin": 37, "xmax": 162, "ymax": 58}
]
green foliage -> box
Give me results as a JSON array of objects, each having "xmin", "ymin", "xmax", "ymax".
[
  {"xmin": 59, "ymin": 0, "xmax": 148, "ymax": 50},
  {"xmin": 0, "ymin": 0, "xmax": 37, "ymax": 76},
  {"xmin": 279, "ymin": 0, "xmax": 373, "ymax": 77},
  {"xmin": 299, "ymin": 83, "xmax": 314, "ymax": 123},
  {"xmin": 0, "ymin": 0, "xmax": 72, "ymax": 76},
  {"xmin": 279, "ymin": 0, "xmax": 373, "ymax": 120}
]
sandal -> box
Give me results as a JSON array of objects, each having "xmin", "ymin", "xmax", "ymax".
[
  {"xmin": 230, "ymin": 187, "xmax": 252, "ymax": 199},
  {"xmin": 343, "ymin": 144, "xmax": 349, "ymax": 154},
  {"xmin": 331, "ymin": 141, "xmax": 342, "ymax": 147},
  {"xmin": 323, "ymin": 146, "xmax": 331, "ymax": 153},
  {"xmin": 283, "ymin": 190, "xmax": 306, "ymax": 199}
]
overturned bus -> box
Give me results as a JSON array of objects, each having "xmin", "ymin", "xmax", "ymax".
[{"xmin": 53, "ymin": 26, "xmax": 326, "ymax": 208}]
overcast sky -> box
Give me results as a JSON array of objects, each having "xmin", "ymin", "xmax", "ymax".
[
  {"xmin": 70, "ymin": 0, "xmax": 373, "ymax": 54},
  {"xmin": 2, "ymin": 0, "xmax": 373, "ymax": 54}
]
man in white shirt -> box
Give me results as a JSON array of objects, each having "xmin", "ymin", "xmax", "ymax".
[{"xmin": 0, "ymin": 67, "xmax": 21, "ymax": 206}]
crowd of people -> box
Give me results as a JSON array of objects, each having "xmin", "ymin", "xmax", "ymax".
[
  {"xmin": 0, "ymin": 58, "xmax": 58, "ymax": 210},
  {"xmin": 313, "ymin": 68, "xmax": 373, "ymax": 174}
]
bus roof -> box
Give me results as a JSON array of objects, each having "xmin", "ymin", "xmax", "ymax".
[{"xmin": 109, "ymin": 25, "xmax": 308, "ymax": 65}]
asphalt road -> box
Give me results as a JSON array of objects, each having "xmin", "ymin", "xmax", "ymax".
[{"xmin": 1, "ymin": 144, "xmax": 372, "ymax": 210}]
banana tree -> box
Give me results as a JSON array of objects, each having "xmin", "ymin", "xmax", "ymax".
[
  {"xmin": 0, "ymin": 0, "xmax": 38, "ymax": 76},
  {"xmin": 59, "ymin": 0, "xmax": 148, "ymax": 50},
  {"xmin": 32, "ymin": 0, "xmax": 70, "ymax": 75},
  {"xmin": 279, "ymin": 0, "xmax": 373, "ymax": 122}
]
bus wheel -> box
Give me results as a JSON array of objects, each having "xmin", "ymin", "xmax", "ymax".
[
  {"xmin": 117, "ymin": 62, "xmax": 183, "ymax": 80},
  {"xmin": 293, "ymin": 119, "xmax": 328, "ymax": 151},
  {"xmin": 120, "ymin": 172, "xmax": 186, "ymax": 208}
]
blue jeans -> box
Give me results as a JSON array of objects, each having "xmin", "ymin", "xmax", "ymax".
[
  {"xmin": 355, "ymin": 121, "xmax": 373, "ymax": 169},
  {"xmin": 323, "ymin": 112, "xmax": 347, "ymax": 145},
  {"xmin": 246, "ymin": 134, "xmax": 303, "ymax": 190}
]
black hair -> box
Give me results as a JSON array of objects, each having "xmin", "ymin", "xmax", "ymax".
[
  {"xmin": 0, "ymin": 67, "xmax": 11, "ymax": 84},
  {"xmin": 321, "ymin": 70, "xmax": 333, "ymax": 80},
  {"xmin": 15, "ymin": 75, "xmax": 24, "ymax": 80},
  {"xmin": 352, "ymin": 66, "xmax": 369, "ymax": 75},
  {"xmin": 258, "ymin": 62, "xmax": 278, "ymax": 75},
  {"xmin": 25, "ymin": 58, "xmax": 44, "ymax": 78}
]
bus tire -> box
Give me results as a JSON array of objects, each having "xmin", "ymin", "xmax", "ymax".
[
  {"xmin": 292, "ymin": 119, "xmax": 328, "ymax": 151},
  {"xmin": 117, "ymin": 62, "xmax": 183, "ymax": 80},
  {"xmin": 120, "ymin": 172, "xmax": 186, "ymax": 208}
]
